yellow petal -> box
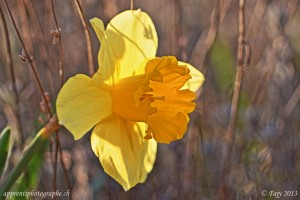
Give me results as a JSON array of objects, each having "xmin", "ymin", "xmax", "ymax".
[
  {"xmin": 138, "ymin": 121, "xmax": 157, "ymax": 181},
  {"xmin": 179, "ymin": 61, "xmax": 205, "ymax": 92},
  {"xmin": 90, "ymin": 18, "xmax": 117, "ymax": 84},
  {"xmin": 90, "ymin": 10, "xmax": 158, "ymax": 84},
  {"xmin": 148, "ymin": 111, "xmax": 189, "ymax": 143},
  {"xmin": 142, "ymin": 57, "xmax": 197, "ymax": 143},
  {"xmin": 56, "ymin": 74, "xmax": 112, "ymax": 140},
  {"xmin": 91, "ymin": 115, "xmax": 157, "ymax": 190}
]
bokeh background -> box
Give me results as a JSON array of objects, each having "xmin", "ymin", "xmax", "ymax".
[{"xmin": 1, "ymin": 0, "xmax": 300, "ymax": 199}]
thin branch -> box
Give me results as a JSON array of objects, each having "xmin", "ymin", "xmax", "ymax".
[
  {"xmin": 131, "ymin": 0, "xmax": 134, "ymax": 10},
  {"xmin": 275, "ymin": 82, "xmax": 300, "ymax": 138},
  {"xmin": 53, "ymin": 142, "xmax": 58, "ymax": 198},
  {"xmin": 0, "ymin": 4, "xmax": 24, "ymax": 144},
  {"xmin": 3, "ymin": 0, "xmax": 52, "ymax": 117},
  {"xmin": 49, "ymin": 1, "xmax": 60, "ymax": 195},
  {"xmin": 50, "ymin": 0, "xmax": 65, "ymax": 87},
  {"xmin": 189, "ymin": 0, "xmax": 232, "ymax": 73},
  {"xmin": 3, "ymin": 1, "xmax": 71, "ymax": 197},
  {"xmin": 49, "ymin": 1, "xmax": 72, "ymax": 197},
  {"xmin": 59, "ymin": 145, "xmax": 73, "ymax": 195},
  {"xmin": 281, "ymin": 83, "xmax": 300, "ymax": 119},
  {"xmin": 175, "ymin": 0, "xmax": 183, "ymax": 58},
  {"xmin": 24, "ymin": 0, "xmax": 49, "ymax": 64},
  {"xmin": 217, "ymin": 0, "xmax": 247, "ymax": 199},
  {"xmin": 74, "ymin": 0, "xmax": 95, "ymax": 76},
  {"xmin": 48, "ymin": 137, "xmax": 56, "ymax": 196},
  {"xmin": 3, "ymin": 0, "xmax": 55, "ymax": 192}
]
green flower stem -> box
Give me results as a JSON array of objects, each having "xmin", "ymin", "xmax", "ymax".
[
  {"xmin": 0, "ymin": 127, "xmax": 11, "ymax": 179},
  {"xmin": 0, "ymin": 130, "xmax": 48, "ymax": 199}
]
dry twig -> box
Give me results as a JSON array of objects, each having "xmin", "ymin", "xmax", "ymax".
[
  {"xmin": 3, "ymin": 0, "xmax": 52, "ymax": 117},
  {"xmin": 189, "ymin": 0, "xmax": 232, "ymax": 73},
  {"xmin": 50, "ymin": 1, "xmax": 72, "ymax": 198},
  {"xmin": 3, "ymin": 0, "xmax": 72, "ymax": 198},
  {"xmin": 50, "ymin": 0, "xmax": 65, "ymax": 87},
  {"xmin": 0, "ymin": 4, "xmax": 23, "ymax": 144},
  {"xmin": 74, "ymin": 0, "xmax": 95, "ymax": 76},
  {"xmin": 217, "ymin": 0, "xmax": 247, "ymax": 199}
]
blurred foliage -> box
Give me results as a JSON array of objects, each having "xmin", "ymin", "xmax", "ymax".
[
  {"xmin": 11, "ymin": 135, "xmax": 47, "ymax": 200},
  {"xmin": 0, "ymin": 0, "xmax": 300, "ymax": 200},
  {"xmin": 210, "ymin": 38, "xmax": 235, "ymax": 92},
  {"xmin": 0, "ymin": 130, "xmax": 48, "ymax": 200},
  {"xmin": 0, "ymin": 127, "xmax": 11, "ymax": 179}
]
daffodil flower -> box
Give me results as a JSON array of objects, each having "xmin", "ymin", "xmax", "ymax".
[{"xmin": 56, "ymin": 10, "xmax": 204, "ymax": 190}]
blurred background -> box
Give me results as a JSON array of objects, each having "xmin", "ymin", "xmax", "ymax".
[{"xmin": 0, "ymin": 0, "xmax": 300, "ymax": 199}]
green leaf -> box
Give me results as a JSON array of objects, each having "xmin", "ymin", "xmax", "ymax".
[
  {"xmin": 0, "ymin": 127, "xmax": 11, "ymax": 180},
  {"xmin": 12, "ymin": 138, "xmax": 47, "ymax": 200},
  {"xmin": 0, "ymin": 131, "xmax": 47, "ymax": 199}
]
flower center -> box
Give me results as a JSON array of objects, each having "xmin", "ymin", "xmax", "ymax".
[
  {"xmin": 111, "ymin": 74, "xmax": 157, "ymax": 122},
  {"xmin": 139, "ymin": 94, "xmax": 165, "ymax": 102},
  {"xmin": 111, "ymin": 56, "xmax": 196, "ymax": 143}
]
